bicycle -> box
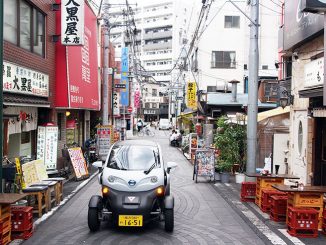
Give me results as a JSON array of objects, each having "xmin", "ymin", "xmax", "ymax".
[{"xmin": 137, "ymin": 127, "xmax": 155, "ymax": 137}]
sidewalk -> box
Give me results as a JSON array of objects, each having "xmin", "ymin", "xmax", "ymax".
[{"xmin": 211, "ymin": 179, "xmax": 326, "ymax": 245}]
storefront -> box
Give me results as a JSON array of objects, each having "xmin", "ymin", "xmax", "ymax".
[
  {"xmin": 55, "ymin": 2, "xmax": 100, "ymax": 150},
  {"xmin": 2, "ymin": 61, "xmax": 50, "ymax": 161}
]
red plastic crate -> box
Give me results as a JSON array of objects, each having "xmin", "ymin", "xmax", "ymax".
[
  {"xmin": 287, "ymin": 225, "xmax": 318, "ymax": 238},
  {"xmin": 270, "ymin": 211, "xmax": 286, "ymax": 222},
  {"xmin": 270, "ymin": 195, "xmax": 288, "ymax": 215},
  {"xmin": 11, "ymin": 224, "xmax": 33, "ymax": 240},
  {"xmin": 240, "ymin": 182, "xmax": 256, "ymax": 202},
  {"xmin": 287, "ymin": 206, "xmax": 319, "ymax": 230},
  {"xmin": 260, "ymin": 190, "xmax": 286, "ymax": 212},
  {"xmin": 11, "ymin": 206, "xmax": 33, "ymax": 232}
]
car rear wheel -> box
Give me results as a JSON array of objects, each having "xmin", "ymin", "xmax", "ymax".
[
  {"xmin": 88, "ymin": 207, "xmax": 101, "ymax": 231},
  {"xmin": 164, "ymin": 208, "xmax": 174, "ymax": 232}
]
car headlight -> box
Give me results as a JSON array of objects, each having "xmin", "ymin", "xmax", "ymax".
[
  {"xmin": 156, "ymin": 186, "xmax": 165, "ymax": 197},
  {"xmin": 108, "ymin": 175, "xmax": 116, "ymax": 183},
  {"xmin": 150, "ymin": 176, "xmax": 158, "ymax": 183},
  {"xmin": 102, "ymin": 186, "xmax": 109, "ymax": 195}
]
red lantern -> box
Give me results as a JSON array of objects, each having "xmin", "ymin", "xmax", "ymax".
[{"xmin": 195, "ymin": 123, "xmax": 202, "ymax": 136}]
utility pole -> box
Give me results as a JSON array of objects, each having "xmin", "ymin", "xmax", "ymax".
[
  {"xmin": 247, "ymin": 0, "xmax": 259, "ymax": 174},
  {"xmin": 102, "ymin": 21, "xmax": 109, "ymax": 125},
  {"xmin": 0, "ymin": 0, "xmax": 3, "ymax": 193}
]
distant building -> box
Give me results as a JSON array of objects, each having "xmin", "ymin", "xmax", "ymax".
[
  {"xmin": 108, "ymin": 0, "xmax": 193, "ymax": 122},
  {"xmin": 187, "ymin": 1, "xmax": 279, "ymax": 94}
]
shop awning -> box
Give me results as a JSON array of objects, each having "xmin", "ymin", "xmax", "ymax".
[
  {"xmin": 4, "ymin": 93, "xmax": 50, "ymax": 108},
  {"xmin": 256, "ymin": 106, "xmax": 290, "ymax": 122}
]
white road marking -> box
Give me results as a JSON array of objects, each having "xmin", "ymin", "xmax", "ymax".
[
  {"xmin": 278, "ymin": 229, "xmax": 306, "ymax": 245},
  {"xmin": 214, "ymin": 183, "xmax": 288, "ymax": 245}
]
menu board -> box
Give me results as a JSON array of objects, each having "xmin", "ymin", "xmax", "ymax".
[
  {"xmin": 37, "ymin": 126, "xmax": 58, "ymax": 171},
  {"xmin": 97, "ymin": 125, "xmax": 112, "ymax": 156},
  {"xmin": 195, "ymin": 149, "xmax": 215, "ymax": 177},
  {"xmin": 68, "ymin": 147, "xmax": 89, "ymax": 180},
  {"xmin": 21, "ymin": 159, "xmax": 49, "ymax": 187}
]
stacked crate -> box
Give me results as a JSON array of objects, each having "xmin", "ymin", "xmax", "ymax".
[
  {"xmin": 260, "ymin": 189, "xmax": 287, "ymax": 213},
  {"xmin": 255, "ymin": 178, "xmax": 284, "ymax": 208},
  {"xmin": 287, "ymin": 193, "xmax": 324, "ymax": 229},
  {"xmin": 240, "ymin": 182, "xmax": 256, "ymax": 202},
  {"xmin": 322, "ymin": 209, "xmax": 326, "ymax": 235},
  {"xmin": 270, "ymin": 195, "xmax": 288, "ymax": 222},
  {"xmin": 287, "ymin": 206, "xmax": 319, "ymax": 238},
  {"xmin": 11, "ymin": 206, "xmax": 33, "ymax": 240},
  {"xmin": 0, "ymin": 205, "xmax": 11, "ymax": 245}
]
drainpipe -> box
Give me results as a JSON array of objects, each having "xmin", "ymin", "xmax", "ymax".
[{"xmin": 229, "ymin": 79, "xmax": 240, "ymax": 102}]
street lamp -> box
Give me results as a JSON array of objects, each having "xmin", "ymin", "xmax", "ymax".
[{"xmin": 280, "ymin": 90, "xmax": 294, "ymax": 109}]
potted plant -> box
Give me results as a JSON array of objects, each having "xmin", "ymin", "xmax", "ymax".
[
  {"xmin": 214, "ymin": 116, "xmax": 247, "ymax": 183},
  {"xmin": 218, "ymin": 161, "xmax": 233, "ymax": 183}
]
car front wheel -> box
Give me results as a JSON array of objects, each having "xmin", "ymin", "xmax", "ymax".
[
  {"xmin": 88, "ymin": 207, "xmax": 101, "ymax": 231},
  {"xmin": 164, "ymin": 208, "xmax": 174, "ymax": 232}
]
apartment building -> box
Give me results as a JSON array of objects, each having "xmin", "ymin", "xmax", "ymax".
[{"xmin": 189, "ymin": 1, "xmax": 279, "ymax": 94}]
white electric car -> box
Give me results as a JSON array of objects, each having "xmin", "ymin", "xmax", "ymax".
[{"xmin": 88, "ymin": 140, "xmax": 177, "ymax": 232}]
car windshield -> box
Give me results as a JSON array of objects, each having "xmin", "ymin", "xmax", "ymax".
[{"xmin": 107, "ymin": 145, "xmax": 160, "ymax": 171}]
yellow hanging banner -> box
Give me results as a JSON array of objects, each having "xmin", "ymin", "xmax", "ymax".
[{"xmin": 187, "ymin": 81, "xmax": 197, "ymax": 109}]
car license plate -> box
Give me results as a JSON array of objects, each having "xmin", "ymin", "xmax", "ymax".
[{"xmin": 118, "ymin": 215, "xmax": 143, "ymax": 227}]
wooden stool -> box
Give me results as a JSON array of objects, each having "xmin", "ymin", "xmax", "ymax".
[
  {"xmin": 30, "ymin": 181, "xmax": 57, "ymax": 210},
  {"xmin": 43, "ymin": 177, "xmax": 65, "ymax": 205},
  {"xmin": 22, "ymin": 186, "xmax": 49, "ymax": 218}
]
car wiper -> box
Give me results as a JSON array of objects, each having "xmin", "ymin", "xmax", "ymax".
[{"xmin": 144, "ymin": 162, "xmax": 156, "ymax": 175}]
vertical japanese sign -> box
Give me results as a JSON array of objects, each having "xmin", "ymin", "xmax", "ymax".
[
  {"xmin": 37, "ymin": 126, "xmax": 58, "ymax": 171},
  {"xmin": 187, "ymin": 81, "xmax": 197, "ymax": 109},
  {"xmin": 134, "ymin": 90, "xmax": 140, "ymax": 108},
  {"xmin": 61, "ymin": 0, "xmax": 84, "ymax": 45},
  {"xmin": 68, "ymin": 147, "xmax": 89, "ymax": 180},
  {"xmin": 97, "ymin": 125, "xmax": 112, "ymax": 156},
  {"xmin": 120, "ymin": 47, "xmax": 129, "ymax": 106},
  {"xmin": 113, "ymin": 92, "xmax": 120, "ymax": 116}
]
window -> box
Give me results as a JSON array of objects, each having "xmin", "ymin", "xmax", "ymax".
[
  {"xmin": 4, "ymin": 0, "xmax": 45, "ymax": 57},
  {"xmin": 152, "ymin": 103, "xmax": 157, "ymax": 108},
  {"xmin": 211, "ymin": 51, "xmax": 236, "ymax": 69},
  {"xmin": 244, "ymin": 64, "xmax": 248, "ymax": 70},
  {"xmin": 152, "ymin": 89, "xmax": 157, "ymax": 96},
  {"xmin": 4, "ymin": 0, "xmax": 17, "ymax": 44},
  {"xmin": 262, "ymin": 65, "xmax": 268, "ymax": 70},
  {"xmin": 107, "ymin": 145, "xmax": 160, "ymax": 170},
  {"xmin": 298, "ymin": 121, "xmax": 303, "ymax": 155},
  {"xmin": 224, "ymin": 16, "xmax": 240, "ymax": 28}
]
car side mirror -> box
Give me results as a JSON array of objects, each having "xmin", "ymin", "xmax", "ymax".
[
  {"xmin": 93, "ymin": 160, "xmax": 103, "ymax": 172},
  {"xmin": 166, "ymin": 161, "xmax": 177, "ymax": 174}
]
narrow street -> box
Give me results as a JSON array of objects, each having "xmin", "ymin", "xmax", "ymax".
[{"xmin": 23, "ymin": 131, "xmax": 264, "ymax": 245}]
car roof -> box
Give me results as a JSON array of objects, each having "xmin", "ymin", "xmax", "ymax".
[{"xmin": 114, "ymin": 139, "xmax": 159, "ymax": 147}]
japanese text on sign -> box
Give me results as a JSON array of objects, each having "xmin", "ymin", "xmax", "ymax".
[
  {"xmin": 3, "ymin": 61, "xmax": 49, "ymax": 97},
  {"xmin": 68, "ymin": 147, "xmax": 89, "ymax": 179},
  {"xmin": 120, "ymin": 47, "xmax": 129, "ymax": 106},
  {"xmin": 187, "ymin": 81, "xmax": 197, "ymax": 109},
  {"xmin": 61, "ymin": 0, "xmax": 84, "ymax": 45}
]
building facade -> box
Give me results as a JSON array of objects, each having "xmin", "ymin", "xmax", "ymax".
[
  {"xmin": 279, "ymin": 0, "xmax": 326, "ymax": 185},
  {"xmin": 3, "ymin": 0, "xmax": 56, "ymax": 161},
  {"xmin": 188, "ymin": 1, "xmax": 279, "ymax": 94}
]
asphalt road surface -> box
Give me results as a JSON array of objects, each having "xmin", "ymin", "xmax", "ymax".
[{"xmin": 23, "ymin": 129, "xmax": 265, "ymax": 245}]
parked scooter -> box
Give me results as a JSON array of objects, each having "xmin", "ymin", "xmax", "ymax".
[{"xmin": 84, "ymin": 138, "xmax": 98, "ymax": 165}]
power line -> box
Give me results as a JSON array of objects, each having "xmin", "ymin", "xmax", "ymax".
[{"xmin": 268, "ymin": 0, "xmax": 282, "ymax": 8}]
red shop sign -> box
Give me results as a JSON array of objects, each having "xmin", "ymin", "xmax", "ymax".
[{"xmin": 55, "ymin": 2, "xmax": 99, "ymax": 110}]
